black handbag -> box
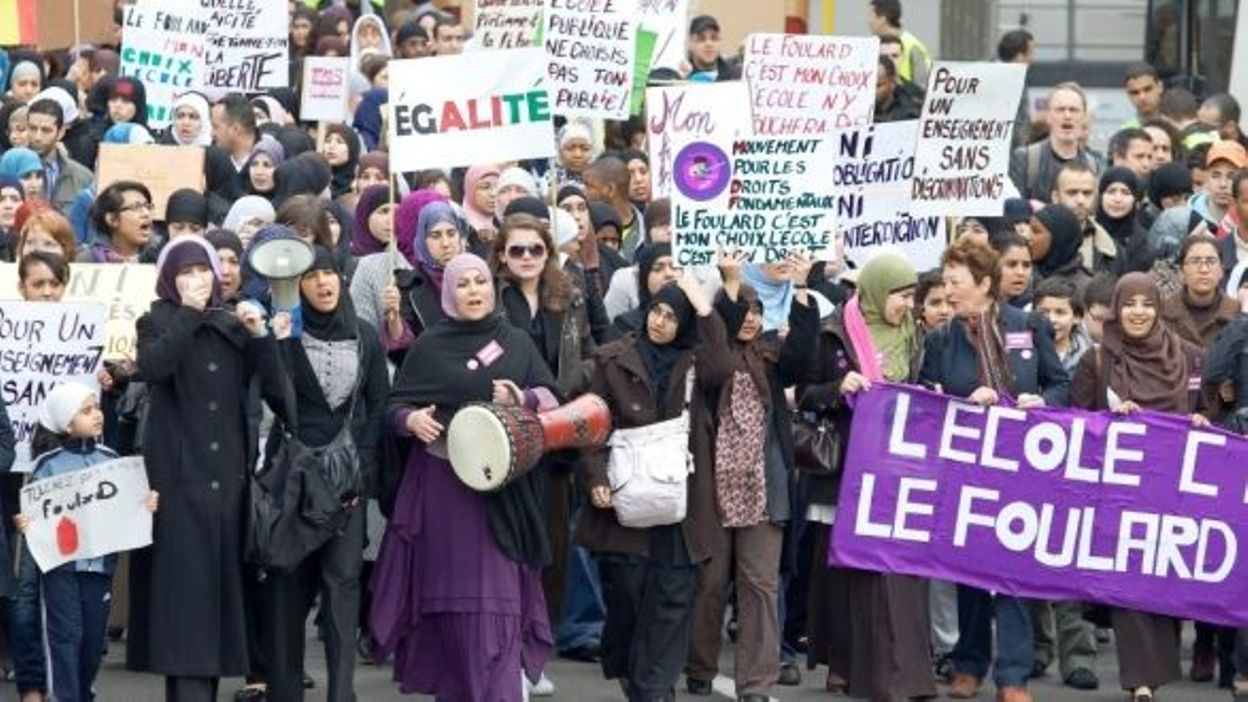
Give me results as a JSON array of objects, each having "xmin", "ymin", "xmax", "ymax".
[
  {"xmin": 246, "ymin": 339, "xmax": 365, "ymax": 572},
  {"xmin": 791, "ymin": 411, "xmax": 842, "ymax": 476}
]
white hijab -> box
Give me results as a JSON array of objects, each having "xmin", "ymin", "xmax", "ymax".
[{"xmin": 171, "ymin": 92, "xmax": 212, "ymax": 146}]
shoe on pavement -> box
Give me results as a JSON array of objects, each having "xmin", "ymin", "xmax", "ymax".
[
  {"xmin": 1064, "ymin": 667, "xmax": 1099, "ymax": 690},
  {"xmin": 778, "ymin": 663, "xmax": 802, "ymax": 686},
  {"xmin": 948, "ymin": 674, "xmax": 981, "ymax": 699},
  {"xmin": 994, "ymin": 686, "xmax": 1032, "ymax": 702},
  {"xmin": 233, "ymin": 686, "xmax": 266, "ymax": 702},
  {"xmin": 1132, "ymin": 686, "xmax": 1154, "ymax": 702},
  {"xmin": 531, "ymin": 673, "xmax": 555, "ymax": 697},
  {"xmin": 686, "ymin": 677, "xmax": 713, "ymax": 696}
]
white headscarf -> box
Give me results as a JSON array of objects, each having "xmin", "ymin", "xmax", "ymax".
[
  {"xmin": 171, "ymin": 92, "xmax": 212, "ymax": 146},
  {"xmin": 349, "ymin": 14, "xmax": 392, "ymax": 72},
  {"xmin": 223, "ymin": 196, "xmax": 276, "ymax": 233},
  {"xmin": 38, "ymin": 382, "xmax": 96, "ymax": 434}
]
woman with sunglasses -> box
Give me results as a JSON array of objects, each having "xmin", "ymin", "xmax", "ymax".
[{"xmin": 491, "ymin": 212, "xmax": 595, "ymax": 695}]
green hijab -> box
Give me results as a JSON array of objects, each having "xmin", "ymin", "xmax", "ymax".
[{"xmin": 857, "ymin": 252, "xmax": 919, "ymax": 381}]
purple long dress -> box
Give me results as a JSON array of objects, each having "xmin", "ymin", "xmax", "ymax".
[{"xmin": 370, "ymin": 436, "xmax": 552, "ymax": 700}]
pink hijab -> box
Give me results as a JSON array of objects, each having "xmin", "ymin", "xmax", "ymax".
[{"xmin": 461, "ymin": 163, "xmax": 500, "ymax": 233}]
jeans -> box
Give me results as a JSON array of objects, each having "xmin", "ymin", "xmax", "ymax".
[
  {"xmin": 10, "ymin": 541, "xmax": 45, "ymax": 695},
  {"xmin": 556, "ymin": 545, "xmax": 605, "ymax": 653},
  {"xmin": 950, "ymin": 586, "xmax": 1033, "ymax": 688}
]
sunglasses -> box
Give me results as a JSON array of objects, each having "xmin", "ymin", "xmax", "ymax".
[{"xmin": 507, "ymin": 243, "xmax": 546, "ymax": 259}]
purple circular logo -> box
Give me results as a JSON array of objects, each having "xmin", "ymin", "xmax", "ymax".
[{"xmin": 673, "ymin": 142, "xmax": 731, "ymax": 202}]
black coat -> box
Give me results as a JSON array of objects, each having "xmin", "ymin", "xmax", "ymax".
[
  {"xmin": 920, "ymin": 304, "xmax": 1071, "ymax": 407},
  {"xmin": 126, "ymin": 302, "xmax": 288, "ymax": 677},
  {"xmin": 267, "ymin": 322, "xmax": 390, "ymax": 496}
]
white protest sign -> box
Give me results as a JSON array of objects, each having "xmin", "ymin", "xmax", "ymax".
[
  {"xmin": 826, "ymin": 121, "xmax": 946, "ymax": 270},
  {"xmin": 120, "ymin": 2, "xmax": 207, "ymax": 127},
  {"xmin": 299, "ymin": 57, "xmax": 350, "ymax": 122},
  {"xmin": 199, "ymin": 0, "xmax": 289, "ymax": 92},
  {"xmin": 388, "ymin": 48, "xmax": 555, "ymax": 172},
  {"xmin": 743, "ymin": 33, "xmax": 878, "ymax": 136},
  {"xmin": 544, "ymin": 0, "xmax": 637, "ymax": 119},
  {"xmin": 671, "ymin": 136, "xmax": 837, "ymax": 266},
  {"xmin": 910, "ymin": 62, "xmax": 1027, "ymax": 216},
  {"xmin": 646, "ymin": 81, "xmax": 751, "ymax": 199},
  {"xmin": 636, "ymin": 0, "xmax": 690, "ymax": 71},
  {"xmin": 475, "ymin": 0, "xmax": 544, "ymax": 49},
  {"xmin": 0, "ymin": 302, "xmax": 107, "ymax": 472},
  {"xmin": 21, "ymin": 456, "xmax": 153, "ymax": 572}
]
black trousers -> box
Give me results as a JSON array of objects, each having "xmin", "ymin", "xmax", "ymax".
[
  {"xmin": 598, "ymin": 527, "xmax": 700, "ymax": 702},
  {"xmin": 263, "ymin": 505, "xmax": 365, "ymax": 702},
  {"xmin": 164, "ymin": 676, "xmax": 218, "ymax": 702}
]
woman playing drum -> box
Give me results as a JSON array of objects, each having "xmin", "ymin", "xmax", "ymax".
[{"xmin": 370, "ymin": 253, "xmax": 559, "ymax": 702}]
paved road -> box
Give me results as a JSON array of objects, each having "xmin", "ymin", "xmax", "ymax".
[{"xmin": 88, "ymin": 625, "xmax": 1232, "ymax": 701}]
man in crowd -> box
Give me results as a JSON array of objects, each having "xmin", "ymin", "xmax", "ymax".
[
  {"xmin": 686, "ymin": 14, "xmax": 739, "ymax": 81},
  {"xmin": 1107, "ymin": 127, "xmax": 1156, "ymax": 182},
  {"xmin": 1191, "ymin": 141, "xmax": 1247, "ymax": 236},
  {"xmin": 1162, "ymin": 87, "xmax": 1220, "ymax": 153},
  {"xmin": 584, "ymin": 156, "xmax": 644, "ymax": 263},
  {"xmin": 211, "ymin": 94, "xmax": 259, "ymax": 174},
  {"xmin": 875, "ymin": 56, "xmax": 922, "ymax": 122},
  {"xmin": 1051, "ymin": 161, "xmax": 1118, "ymax": 276},
  {"xmin": 25, "ymin": 99, "xmax": 92, "ymax": 214},
  {"xmin": 866, "ymin": 0, "xmax": 931, "ymax": 88},
  {"xmin": 1200, "ymin": 93, "xmax": 1248, "ymax": 150},
  {"xmin": 432, "ymin": 16, "xmax": 465, "ymax": 55},
  {"xmin": 1123, "ymin": 62, "xmax": 1164, "ymax": 127},
  {"xmin": 1009, "ymin": 82, "xmax": 1101, "ymax": 204}
]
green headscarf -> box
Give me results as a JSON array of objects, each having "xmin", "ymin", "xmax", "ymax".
[{"xmin": 857, "ymin": 252, "xmax": 919, "ymax": 381}]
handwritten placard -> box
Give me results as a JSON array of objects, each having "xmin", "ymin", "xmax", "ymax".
[
  {"xmin": 200, "ymin": 0, "xmax": 289, "ymax": 92},
  {"xmin": 0, "ymin": 301, "xmax": 106, "ymax": 471},
  {"xmin": 22, "ymin": 457, "xmax": 153, "ymax": 572},
  {"xmin": 0, "ymin": 264, "xmax": 158, "ymax": 364},
  {"xmin": 646, "ymin": 81, "xmax": 752, "ymax": 199},
  {"xmin": 475, "ymin": 0, "xmax": 544, "ymax": 49},
  {"xmin": 825, "ymin": 121, "xmax": 945, "ymax": 270},
  {"xmin": 299, "ymin": 57, "xmax": 350, "ymax": 122},
  {"xmin": 388, "ymin": 49, "xmax": 556, "ymax": 172},
  {"xmin": 95, "ymin": 144, "xmax": 205, "ymax": 220},
  {"xmin": 121, "ymin": 2, "xmax": 206, "ymax": 128},
  {"xmin": 636, "ymin": 0, "xmax": 689, "ymax": 71},
  {"xmin": 910, "ymin": 62, "xmax": 1027, "ymax": 217},
  {"xmin": 743, "ymin": 33, "xmax": 879, "ymax": 136},
  {"xmin": 671, "ymin": 137, "xmax": 836, "ymax": 266},
  {"xmin": 544, "ymin": 0, "xmax": 637, "ymax": 119}
]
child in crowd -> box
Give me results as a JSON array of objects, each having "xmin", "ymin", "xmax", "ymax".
[
  {"xmin": 15, "ymin": 382, "xmax": 158, "ymax": 702},
  {"xmin": 1033, "ymin": 277, "xmax": 1094, "ymax": 372},
  {"xmin": 1080, "ymin": 272, "xmax": 1118, "ymax": 345},
  {"xmin": 915, "ymin": 269, "xmax": 952, "ymax": 331}
]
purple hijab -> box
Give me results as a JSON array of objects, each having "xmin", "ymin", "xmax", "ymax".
[
  {"xmin": 394, "ymin": 188, "xmax": 448, "ymax": 266},
  {"xmin": 350, "ymin": 185, "xmax": 391, "ymax": 256}
]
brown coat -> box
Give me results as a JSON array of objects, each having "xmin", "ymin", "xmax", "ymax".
[
  {"xmin": 1160, "ymin": 290, "xmax": 1239, "ymax": 350},
  {"xmin": 575, "ymin": 313, "xmax": 733, "ymax": 562}
]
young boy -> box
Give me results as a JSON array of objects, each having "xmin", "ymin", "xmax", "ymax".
[
  {"xmin": 1080, "ymin": 272, "xmax": 1118, "ymax": 344},
  {"xmin": 1033, "ymin": 277, "xmax": 1093, "ymax": 371},
  {"xmin": 915, "ymin": 269, "xmax": 952, "ymax": 331}
]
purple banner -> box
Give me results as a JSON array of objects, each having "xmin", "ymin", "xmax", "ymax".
[{"xmin": 830, "ymin": 382, "xmax": 1248, "ymax": 626}]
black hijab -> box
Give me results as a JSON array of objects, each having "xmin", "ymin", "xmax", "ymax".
[
  {"xmin": 635, "ymin": 242, "xmax": 671, "ymax": 310},
  {"xmin": 636, "ymin": 282, "xmax": 697, "ymax": 414},
  {"xmin": 1095, "ymin": 167, "xmax": 1144, "ymax": 243},
  {"xmin": 1034, "ymin": 204, "xmax": 1083, "ymax": 278},
  {"xmin": 300, "ymin": 246, "xmax": 358, "ymax": 341},
  {"xmin": 324, "ymin": 123, "xmax": 360, "ymax": 199}
]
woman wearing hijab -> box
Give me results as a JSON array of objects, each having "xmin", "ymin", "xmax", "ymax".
[
  {"xmin": 1071, "ymin": 272, "xmax": 1210, "ymax": 702},
  {"xmin": 244, "ymin": 135, "xmax": 286, "ymax": 198},
  {"xmin": 349, "ymin": 184, "xmax": 391, "ymax": 258},
  {"xmin": 224, "ymin": 196, "xmax": 277, "ymax": 250},
  {"xmin": 127, "ymin": 237, "xmax": 289, "ymax": 701},
  {"xmin": 348, "ymin": 14, "xmax": 392, "ymax": 72},
  {"xmin": 1029, "ymin": 204, "xmax": 1090, "ymax": 294},
  {"xmin": 797, "ymin": 252, "xmax": 934, "ymax": 700},
  {"xmin": 262, "ymin": 246, "xmax": 388, "ymax": 702},
  {"xmin": 370, "ymin": 253, "xmax": 560, "ymax": 701},
  {"xmin": 351, "ymin": 88, "xmax": 388, "ymax": 152},
  {"xmin": 0, "ymin": 175, "xmax": 24, "ymax": 260},
  {"xmin": 686, "ymin": 251, "xmax": 817, "ymax": 702},
  {"xmin": 607, "ymin": 242, "xmax": 681, "ymax": 335},
  {"xmin": 380, "ymin": 193, "xmax": 462, "ymax": 365},
  {"xmin": 1096, "ymin": 167, "xmax": 1150, "ymax": 274},
  {"xmin": 106, "ymin": 76, "xmax": 148, "ymax": 128},
  {"xmin": 742, "ymin": 261, "xmax": 797, "ymax": 334},
  {"xmin": 555, "ymin": 121, "xmax": 594, "ymax": 185},
  {"xmin": 6, "ymin": 57, "xmax": 41, "ymax": 103},
  {"xmin": 0, "ymin": 147, "xmax": 44, "ymax": 199},
  {"xmin": 321, "ymin": 123, "xmax": 361, "ymax": 200},
  {"xmin": 462, "ymin": 163, "xmax": 500, "ymax": 246},
  {"xmin": 163, "ymin": 92, "xmax": 213, "ymax": 146},
  {"xmin": 577, "ymin": 273, "xmax": 733, "ymax": 702},
  {"xmin": 919, "ymin": 236, "xmax": 1070, "ymax": 702},
  {"xmin": 348, "ymin": 188, "xmax": 430, "ymax": 341}
]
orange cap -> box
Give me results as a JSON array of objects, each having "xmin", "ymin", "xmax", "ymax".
[{"xmin": 1206, "ymin": 141, "xmax": 1248, "ymax": 169}]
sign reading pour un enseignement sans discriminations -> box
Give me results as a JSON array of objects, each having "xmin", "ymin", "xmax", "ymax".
[{"xmin": 832, "ymin": 383, "xmax": 1248, "ymax": 626}]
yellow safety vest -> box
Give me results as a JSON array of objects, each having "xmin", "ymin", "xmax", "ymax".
[{"xmin": 898, "ymin": 30, "xmax": 933, "ymax": 85}]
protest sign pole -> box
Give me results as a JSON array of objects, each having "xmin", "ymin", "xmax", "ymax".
[{"xmin": 316, "ymin": 122, "xmax": 327, "ymax": 152}]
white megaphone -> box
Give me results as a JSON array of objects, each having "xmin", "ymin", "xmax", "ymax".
[{"xmin": 247, "ymin": 233, "xmax": 315, "ymax": 311}]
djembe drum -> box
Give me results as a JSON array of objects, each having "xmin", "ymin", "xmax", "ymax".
[{"xmin": 447, "ymin": 393, "xmax": 612, "ymax": 492}]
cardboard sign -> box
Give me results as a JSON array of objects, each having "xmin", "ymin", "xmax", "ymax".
[
  {"xmin": 475, "ymin": 0, "xmax": 544, "ymax": 49},
  {"xmin": 636, "ymin": 0, "xmax": 690, "ymax": 71},
  {"xmin": 910, "ymin": 62, "xmax": 1027, "ymax": 216},
  {"xmin": 199, "ymin": 0, "xmax": 289, "ymax": 92},
  {"xmin": 825, "ymin": 120, "xmax": 946, "ymax": 270},
  {"xmin": 670, "ymin": 136, "xmax": 835, "ymax": 266},
  {"xmin": 834, "ymin": 383, "xmax": 1248, "ymax": 627},
  {"xmin": 95, "ymin": 144, "xmax": 205, "ymax": 220},
  {"xmin": 543, "ymin": 0, "xmax": 637, "ymax": 119},
  {"xmin": 299, "ymin": 57, "xmax": 351, "ymax": 122},
  {"xmin": 121, "ymin": 3, "xmax": 207, "ymax": 128},
  {"xmin": 0, "ymin": 301, "xmax": 106, "ymax": 472},
  {"xmin": 388, "ymin": 48, "xmax": 556, "ymax": 172},
  {"xmin": 645, "ymin": 81, "xmax": 751, "ymax": 199},
  {"xmin": 743, "ymin": 33, "xmax": 878, "ymax": 136},
  {"xmin": 22, "ymin": 456, "xmax": 153, "ymax": 572},
  {"xmin": 0, "ymin": 263, "xmax": 158, "ymax": 364}
]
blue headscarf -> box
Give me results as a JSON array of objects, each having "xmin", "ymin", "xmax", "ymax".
[
  {"xmin": 352, "ymin": 88, "xmax": 388, "ymax": 152},
  {"xmin": 0, "ymin": 148, "xmax": 42, "ymax": 180},
  {"xmin": 103, "ymin": 122, "xmax": 154, "ymax": 144},
  {"xmin": 742, "ymin": 263, "xmax": 794, "ymax": 333},
  {"xmin": 0, "ymin": 49, "xmax": 10, "ymax": 95},
  {"xmin": 413, "ymin": 201, "xmax": 460, "ymax": 270}
]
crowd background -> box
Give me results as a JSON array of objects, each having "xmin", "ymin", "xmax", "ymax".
[{"xmin": 0, "ymin": 1, "xmax": 1247, "ymax": 702}]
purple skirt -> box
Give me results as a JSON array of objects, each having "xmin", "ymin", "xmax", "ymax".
[{"xmin": 370, "ymin": 445, "xmax": 552, "ymax": 700}]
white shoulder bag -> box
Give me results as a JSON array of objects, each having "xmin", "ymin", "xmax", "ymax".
[{"xmin": 606, "ymin": 368, "xmax": 695, "ymax": 528}]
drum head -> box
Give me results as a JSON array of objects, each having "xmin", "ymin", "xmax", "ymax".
[{"xmin": 447, "ymin": 406, "xmax": 513, "ymax": 492}]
